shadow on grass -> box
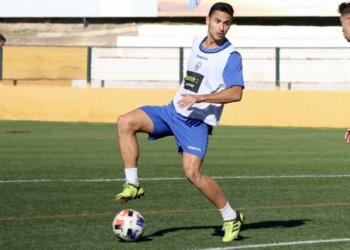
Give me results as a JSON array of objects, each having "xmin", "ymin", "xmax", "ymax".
[
  {"xmin": 242, "ymin": 219, "xmax": 312, "ymax": 230},
  {"xmin": 141, "ymin": 219, "xmax": 312, "ymax": 241},
  {"xmin": 5, "ymin": 131, "xmax": 31, "ymax": 133}
]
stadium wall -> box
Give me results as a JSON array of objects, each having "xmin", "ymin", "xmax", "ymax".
[{"xmin": 0, "ymin": 85, "xmax": 349, "ymax": 128}]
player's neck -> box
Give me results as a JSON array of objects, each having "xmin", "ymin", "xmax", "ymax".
[{"xmin": 203, "ymin": 36, "xmax": 226, "ymax": 49}]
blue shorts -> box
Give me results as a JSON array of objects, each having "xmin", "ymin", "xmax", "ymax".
[{"xmin": 140, "ymin": 102, "xmax": 212, "ymax": 159}]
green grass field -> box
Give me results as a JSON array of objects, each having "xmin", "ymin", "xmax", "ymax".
[{"xmin": 1, "ymin": 120, "xmax": 350, "ymax": 250}]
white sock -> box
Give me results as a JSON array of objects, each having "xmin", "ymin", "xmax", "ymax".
[
  {"xmin": 219, "ymin": 202, "xmax": 237, "ymax": 221},
  {"xmin": 124, "ymin": 168, "xmax": 139, "ymax": 185}
]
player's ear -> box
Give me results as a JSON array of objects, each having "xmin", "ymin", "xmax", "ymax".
[{"xmin": 206, "ymin": 16, "xmax": 210, "ymax": 25}]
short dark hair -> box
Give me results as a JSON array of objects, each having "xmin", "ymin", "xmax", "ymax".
[
  {"xmin": 338, "ymin": 2, "xmax": 350, "ymax": 15},
  {"xmin": 0, "ymin": 34, "xmax": 5, "ymax": 42},
  {"xmin": 208, "ymin": 2, "xmax": 234, "ymax": 20}
]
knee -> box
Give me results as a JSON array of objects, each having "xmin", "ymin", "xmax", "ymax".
[
  {"xmin": 183, "ymin": 167, "xmax": 201, "ymax": 184},
  {"xmin": 117, "ymin": 114, "xmax": 134, "ymax": 134}
]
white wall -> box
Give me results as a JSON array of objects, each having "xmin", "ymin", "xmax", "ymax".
[
  {"xmin": 117, "ymin": 25, "xmax": 347, "ymax": 48},
  {"xmin": 0, "ymin": 0, "xmax": 157, "ymax": 17}
]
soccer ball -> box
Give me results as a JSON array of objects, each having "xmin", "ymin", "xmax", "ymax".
[{"xmin": 112, "ymin": 209, "xmax": 146, "ymax": 242}]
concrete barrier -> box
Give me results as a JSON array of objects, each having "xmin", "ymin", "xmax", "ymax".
[
  {"xmin": 117, "ymin": 25, "xmax": 347, "ymax": 48},
  {"xmin": 138, "ymin": 25, "xmax": 342, "ymax": 39}
]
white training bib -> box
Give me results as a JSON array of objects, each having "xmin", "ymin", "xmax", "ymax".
[{"xmin": 173, "ymin": 36, "xmax": 236, "ymax": 126}]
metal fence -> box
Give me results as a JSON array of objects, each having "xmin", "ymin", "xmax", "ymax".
[{"xmin": 0, "ymin": 46, "xmax": 349, "ymax": 90}]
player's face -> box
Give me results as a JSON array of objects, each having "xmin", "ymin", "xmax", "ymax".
[
  {"xmin": 0, "ymin": 41, "xmax": 5, "ymax": 48},
  {"xmin": 340, "ymin": 14, "xmax": 350, "ymax": 42},
  {"xmin": 206, "ymin": 10, "xmax": 232, "ymax": 43}
]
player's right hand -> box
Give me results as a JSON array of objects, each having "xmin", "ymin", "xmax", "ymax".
[{"xmin": 344, "ymin": 128, "xmax": 350, "ymax": 144}]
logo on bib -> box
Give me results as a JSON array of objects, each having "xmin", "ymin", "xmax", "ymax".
[
  {"xmin": 194, "ymin": 61, "xmax": 202, "ymax": 71},
  {"xmin": 184, "ymin": 71, "xmax": 204, "ymax": 93}
]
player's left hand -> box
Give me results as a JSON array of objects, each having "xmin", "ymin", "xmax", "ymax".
[
  {"xmin": 177, "ymin": 94, "xmax": 203, "ymax": 109},
  {"xmin": 345, "ymin": 128, "xmax": 350, "ymax": 144}
]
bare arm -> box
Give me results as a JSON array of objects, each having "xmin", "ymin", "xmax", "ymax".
[
  {"xmin": 345, "ymin": 129, "xmax": 350, "ymax": 144},
  {"xmin": 177, "ymin": 86, "xmax": 243, "ymax": 109}
]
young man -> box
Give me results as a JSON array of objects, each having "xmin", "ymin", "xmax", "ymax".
[
  {"xmin": 115, "ymin": 2, "xmax": 245, "ymax": 242},
  {"xmin": 0, "ymin": 34, "xmax": 6, "ymax": 48},
  {"xmin": 339, "ymin": 2, "xmax": 350, "ymax": 143}
]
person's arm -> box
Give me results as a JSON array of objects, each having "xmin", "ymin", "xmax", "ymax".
[
  {"xmin": 345, "ymin": 129, "xmax": 350, "ymax": 143},
  {"xmin": 177, "ymin": 85, "xmax": 242, "ymax": 109}
]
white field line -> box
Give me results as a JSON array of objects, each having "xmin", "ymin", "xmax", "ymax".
[
  {"xmin": 196, "ymin": 238, "xmax": 350, "ymax": 250},
  {"xmin": 1, "ymin": 174, "xmax": 350, "ymax": 183}
]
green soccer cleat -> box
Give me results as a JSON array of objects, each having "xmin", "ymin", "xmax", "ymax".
[
  {"xmin": 222, "ymin": 211, "xmax": 245, "ymax": 242},
  {"xmin": 116, "ymin": 182, "xmax": 145, "ymax": 203}
]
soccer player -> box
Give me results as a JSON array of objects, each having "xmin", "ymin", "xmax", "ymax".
[
  {"xmin": 338, "ymin": 2, "xmax": 350, "ymax": 143},
  {"xmin": 0, "ymin": 34, "xmax": 6, "ymax": 48},
  {"xmin": 115, "ymin": 2, "xmax": 245, "ymax": 242}
]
